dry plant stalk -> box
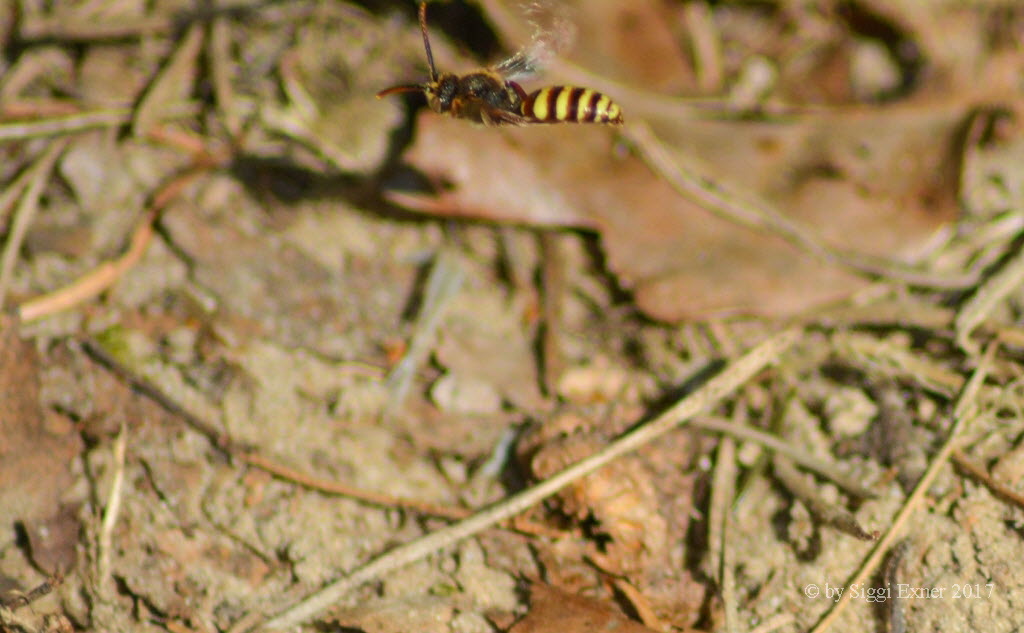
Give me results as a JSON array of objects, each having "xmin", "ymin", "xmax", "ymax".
[
  {"xmin": 249, "ymin": 327, "xmax": 801, "ymax": 631},
  {"xmin": 808, "ymin": 342, "xmax": 997, "ymax": 633},
  {"xmin": 17, "ymin": 165, "xmax": 208, "ymax": 323},
  {"xmin": 624, "ymin": 120, "xmax": 974, "ymax": 290},
  {"xmin": 0, "ymin": 140, "xmax": 66, "ymax": 311}
]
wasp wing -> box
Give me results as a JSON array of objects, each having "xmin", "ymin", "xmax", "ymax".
[
  {"xmin": 490, "ymin": 0, "xmax": 576, "ymax": 80},
  {"xmin": 493, "ymin": 50, "xmax": 537, "ymax": 81}
]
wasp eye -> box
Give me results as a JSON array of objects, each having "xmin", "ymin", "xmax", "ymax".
[
  {"xmin": 421, "ymin": 86, "xmax": 444, "ymax": 114},
  {"xmin": 431, "ymin": 75, "xmax": 460, "ymax": 112}
]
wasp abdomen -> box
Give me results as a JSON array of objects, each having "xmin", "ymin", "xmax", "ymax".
[{"xmin": 523, "ymin": 87, "xmax": 623, "ymax": 124}]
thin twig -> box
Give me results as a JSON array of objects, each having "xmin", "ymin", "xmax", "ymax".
[
  {"xmin": 609, "ymin": 578, "xmax": 665, "ymax": 630},
  {"xmin": 81, "ymin": 338, "xmax": 229, "ymax": 451},
  {"xmin": 682, "ymin": 2, "xmax": 724, "ymax": 93},
  {"xmin": 0, "ymin": 109, "xmax": 132, "ymax": 142},
  {"xmin": 772, "ymin": 455, "xmax": 874, "ymax": 540},
  {"xmin": 132, "ymin": 23, "xmax": 205, "ymax": 137},
  {"xmin": 0, "ymin": 140, "xmax": 67, "ymax": 311},
  {"xmin": 691, "ymin": 415, "xmax": 876, "ymax": 498},
  {"xmin": 831, "ymin": 331, "xmax": 965, "ymax": 396},
  {"xmin": 85, "ymin": 336, "xmax": 560, "ymax": 536},
  {"xmin": 808, "ymin": 341, "xmax": 996, "ymax": 633},
  {"xmin": 225, "ymin": 611, "xmax": 265, "ymax": 633},
  {"xmin": 951, "ymin": 449, "xmax": 1024, "ymax": 510},
  {"xmin": 248, "ymin": 328, "xmax": 801, "ymax": 631},
  {"xmin": 954, "ymin": 242, "xmax": 1024, "ymax": 351},
  {"xmin": 624, "ymin": 119, "xmax": 978, "ymax": 290},
  {"xmin": 209, "ymin": 15, "xmax": 243, "ymax": 137},
  {"xmin": 16, "ymin": 166, "xmax": 206, "ymax": 323},
  {"xmin": 625, "ymin": 120, "xmax": 834, "ymax": 262},
  {"xmin": 17, "ymin": 210, "xmax": 156, "ymax": 322},
  {"xmin": 238, "ymin": 450, "xmax": 560, "ymax": 537},
  {"xmin": 0, "ymin": 145, "xmax": 52, "ymax": 230},
  {"xmin": 238, "ymin": 451, "xmax": 474, "ymax": 520}
]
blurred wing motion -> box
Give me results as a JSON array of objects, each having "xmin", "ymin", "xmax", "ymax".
[{"xmin": 493, "ymin": 0, "xmax": 577, "ymax": 80}]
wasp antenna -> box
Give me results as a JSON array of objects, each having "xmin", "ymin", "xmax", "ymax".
[
  {"xmin": 376, "ymin": 84, "xmax": 426, "ymax": 98},
  {"xmin": 419, "ymin": 1, "xmax": 438, "ymax": 82}
]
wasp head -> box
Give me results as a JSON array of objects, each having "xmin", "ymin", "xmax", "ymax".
[{"xmin": 424, "ymin": 73, "xmax": 460, "ymax": 114}]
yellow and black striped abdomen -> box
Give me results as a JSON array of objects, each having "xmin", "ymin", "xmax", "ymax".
[{"xmin": 523, "ymin": 86, "xmax": 623, "ymax": 124}]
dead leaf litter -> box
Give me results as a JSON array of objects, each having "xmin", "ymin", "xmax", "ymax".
[{"xmin": 2, "ymin": 2, "xmax": 1024, "ymax": 633}]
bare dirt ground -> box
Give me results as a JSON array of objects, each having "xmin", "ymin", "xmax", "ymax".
[{"xmin": 2, "ymin": 1, "xmax": 1024, "ymax": 633}]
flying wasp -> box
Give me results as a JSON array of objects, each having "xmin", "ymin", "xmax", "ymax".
[{"xmin": 376, "ymin": 1, "xmax": 623, "ymax": 126}]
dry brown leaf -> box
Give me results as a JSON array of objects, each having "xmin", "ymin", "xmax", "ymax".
[
  {"xmin": 517, "ymin": 411, "xmax": 704, "ymax": 628},
  {"xmin": 377, "ymin": 0, "xmax": 988, "ymax": 321},
  {"xmin": 567, "ymin": 0, "xmax": 693, "ymax": 94},
  {"xmin": 525, "ymin": 422, "xmax": 668, "ymax": 575},
  {"xmin": 22, "ymin": 504, "xmax": 80, "ymax": 576},
  {"xmin": 389, "ymin": 104, "xmax": 960, "ymax": 320},
  {"xmin": 0, "ymin": 320, "xmax": 82, "ymax": 525},
  {"xmin": 508, "ymin": 583, "xmax": 676, "ymax": 633}
]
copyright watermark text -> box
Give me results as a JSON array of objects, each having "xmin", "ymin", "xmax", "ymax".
[{"xmin": 803, "ymin": 582, "xmax": 993, "ymax": 603}]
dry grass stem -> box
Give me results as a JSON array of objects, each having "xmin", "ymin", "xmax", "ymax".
[
  {"xmin": 0, "ymin": 140, "xmax": 66, "ymax": 311},
  {"xmin": 238, "ymin": 451, "xmax": 475, "ymax": 520},
  {"xmin": 17, "ymin": 166, "xmax": 206, "ymax": 323},
  {"xmin": 954, "ymin": 245, "xmax": 1024, "ymax": 351},
  {"xmin": 250, "ymin": 327, "xmax": 801, "ymax": 631},
  {"xmin": 17, "ymin": 212, "xmax": 156, "ymax": 322},
  {"xmin": 625, "ymin": 119, "xmax": 978, "ymax": 290},
  {"xmin": 951, "ymin": 449, "xmax": 1024, "ymax": 510},
  {"xmin": 772, "ymin": 455, "xmax": 874, "ymax": 540},
  {"xmin": 0, "ymin": 109, "xmax": 133, "ymax": 142},
  {"xmin": 610, "ymin": 578, "xmax": 665, "ymax": 630},
  {"xmin": 692, "ymin": 416, "xmax": 875, "ymax": 498},
  {"xmin": 808, "ymin": 342, "xmax": 997, "ymax": 633},
  {"xmin": 710, "ymin": 437, "xmax": 739, "ymax": 633},
  {"xmin": 831, "ymin": 331, "xmax": 965, "ymax": 396},
  {"xmin": 237, "ymin": 450, "xmax": 561, "ymax": 537},
  {"xmin": 96, "ymin": 425, "xmax": 128, "ymax": 601},
  {"xmin": 132, "ymin": 23, "xmax": 204, "ymax": 137},
  {"xmin": 625, "ymin": 120, "xmax": 834, "ymax": 263}
]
